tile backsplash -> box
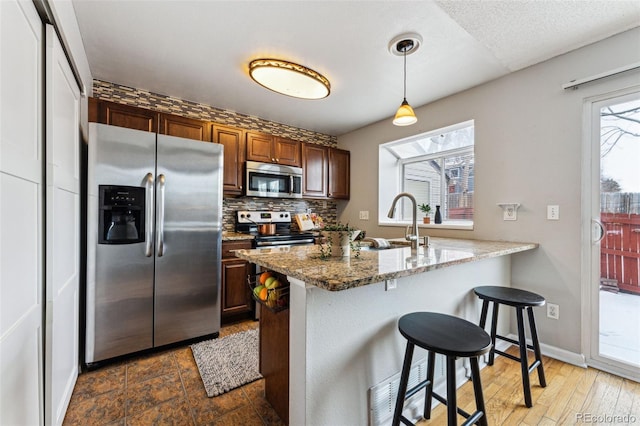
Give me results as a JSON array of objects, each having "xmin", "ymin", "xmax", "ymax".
[
  {"xmin": 92, "ymin": 80, "xmax": 339, "ymax": 230},
  {"xmin": 223, "ymin": 198, "xmax": 336, "ymax": 232}
]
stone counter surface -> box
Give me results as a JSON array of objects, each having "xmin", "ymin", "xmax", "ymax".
[
  {"xmin": 234, "ymin": 237, "xmax": 538, "ymax": 291},
  {"xmin": 221, "ymin": 231, "xmax": 254, "ymax": 241}
]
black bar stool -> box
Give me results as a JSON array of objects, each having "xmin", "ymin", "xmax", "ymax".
[
  {"xmin": 393, "ymin": 312, "xmax": 492, "ymax": 426},
  {"xmin": 473, "ymin": 286, "xmax": 547, "ymax": 408}
]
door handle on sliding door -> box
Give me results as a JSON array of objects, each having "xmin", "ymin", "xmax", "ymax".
[
  {"xmin": 592, "ymin": 218, "xmax": 605, "ymax": 244},
  {"xmin": 156, "ymin": 174, "xmax": 166, "ymax": 257},
  {"xmin": 143, "ymin": 172, "xmax": 154, "ymax": 257}
]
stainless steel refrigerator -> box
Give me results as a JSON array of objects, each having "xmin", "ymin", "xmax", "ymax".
[{"xmin": 86, "ymin": 123, "xmax": 223, "ymax": 364}]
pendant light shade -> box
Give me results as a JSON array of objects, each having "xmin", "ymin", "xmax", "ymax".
[
  {"xmin": 391, "ymin": 36, "xmax": 419, "ymax": 126},
  {"xmin": 393, "ymin": 99, "xmax": 417, "ymax": 126},
  {"xmin": 249, "ymin": 59, "xmax": 330, "ymax": 100}
]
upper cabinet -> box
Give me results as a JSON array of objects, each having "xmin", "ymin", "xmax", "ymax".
[
  {"xmin": 246, "ymin": 131, "xmax": 301, "ymax": 167},
  {"xmin": 159, "ymin": 113, "xmax": 211, "ymax": 141},
  {"xmin": 328, "ymin": 148, "xmax": 350, "ymax": 199},
  {"xmin": 89, "ymin": 98, "xmax": 159, "ymax": 132},
  {"xmin": 301, "ymin": 144, "xmax": 350, "ymax": 200},
  {"xmin": 301, "ymin": 143, "xmax": 328, "ymax": 198},
  {"xmin": 213, "ymin": 124, "xmax": 245, "ymax": 195},
  {"xmin": 89, "ymin": 98, "xmax": 349, "ymax": 199}
]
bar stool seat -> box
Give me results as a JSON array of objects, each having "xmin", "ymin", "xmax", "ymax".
[
  {"xmin": 393, "ymin": 312, "xmax": 492, "ymax": 426},
  {"xmin": 473, "ymin": 286, "xmax": 547, "ymax": 408}
]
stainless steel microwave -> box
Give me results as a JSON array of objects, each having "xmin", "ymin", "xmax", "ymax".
[{"xmin": 245, "ymin": 160, "xmax": 303, "ymax": 198}]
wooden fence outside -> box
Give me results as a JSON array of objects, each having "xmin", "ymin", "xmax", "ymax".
[{"xmin": 600, "ymin": 212, "xmax": 640, "ymax": 295}]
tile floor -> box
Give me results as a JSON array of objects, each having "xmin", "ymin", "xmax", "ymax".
[{"xmin": 63, "ymin": 320, "xmax": 284, "ymax": 425}]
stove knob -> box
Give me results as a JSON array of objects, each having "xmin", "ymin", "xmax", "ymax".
[
  {"xmin": 240, "ymin": 213, "xmax": 245, "ymax": 218},
  {"xmin": 246, "ymin": 213, "xmax": 251, "ymax": 218}
]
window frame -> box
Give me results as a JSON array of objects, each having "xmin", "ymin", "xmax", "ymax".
[{"xmin": 379, "ymin": 121, "xmax": 475, "ymax": 230}]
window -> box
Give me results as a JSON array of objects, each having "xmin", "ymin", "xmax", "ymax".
[{"xmin": 379, "ymin": 121, "xmax": 474, "ymax": 228}]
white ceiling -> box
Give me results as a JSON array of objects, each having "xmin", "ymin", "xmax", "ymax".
[{"xmin": 72, "ymin": 0, "xmax": 640, "ymax": 136}]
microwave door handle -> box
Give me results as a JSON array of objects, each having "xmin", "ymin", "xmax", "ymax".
[
  {"xmin": 156, "ymin": 174, "xmax": 166, "ymax": 257},
  {"xmin": 143, "ymin": 172, "xmax": 154, "ymax": 257},
  {"xmin": 289, "ymin": 175, "xmax": 293, "ymax": 195}
]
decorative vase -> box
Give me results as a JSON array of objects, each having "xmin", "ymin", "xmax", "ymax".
[
  {"xmin": 321, "ymin": 230, "xmax": 361, "ymax": 257},
  {"xmin": 434, "ymin": 205, "xmax": 442, "ymax": 224}
]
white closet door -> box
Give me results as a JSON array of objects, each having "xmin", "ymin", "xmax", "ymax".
[
  {"xmin": 44, "ymin": 24, "xmax": 81, "ymax": 426},
  {"xmin": 0, "ymin": 1, "xmax": 44, "ymax": 425}
]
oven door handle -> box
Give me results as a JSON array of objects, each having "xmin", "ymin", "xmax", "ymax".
[{"xmin": 143, "ymin": 172, "xmax": 154, "ymax": 257}]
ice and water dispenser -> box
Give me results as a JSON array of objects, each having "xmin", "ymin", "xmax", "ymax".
[{"xmin": 98, "ymin": 185, "xmax": 145, "ymax": 244}]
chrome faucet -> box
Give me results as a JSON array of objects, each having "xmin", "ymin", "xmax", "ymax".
[{"xmin": 387, "ymin": 192, "xmax": 419, "ymax": 250}]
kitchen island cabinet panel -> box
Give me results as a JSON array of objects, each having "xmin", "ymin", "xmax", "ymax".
[
  {"xmin": 260, "ymin": 306, "xmax": 289, "ymax": 425},
  {"xmin": 301, "ymin": 143, "xmax": 328, "ymax": 198},
  {"xmin": 214, "ymin": 124, "xmax": 245, "ymax": 195},
  {"xmin": 159, "ymin": 113, "xmax": 211, "ymax": 141}
]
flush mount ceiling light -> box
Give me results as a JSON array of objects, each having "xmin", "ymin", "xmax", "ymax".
[
  {"xmin": 390, "ymin": 33, "xmax": 421, "ymax": 126},
  {"xmin": 249, "ymin": 59, "xmax": 331, "ymax": 100}
]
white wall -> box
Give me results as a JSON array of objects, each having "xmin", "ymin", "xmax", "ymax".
[{"xmin": 337, "ymin": 28, "xmax": 640, "ymax": 355}]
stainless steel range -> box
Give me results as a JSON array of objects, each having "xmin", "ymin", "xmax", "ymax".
[{"xmin": 235, "ymin": 210, "xmax": 316, "ymax": 247}]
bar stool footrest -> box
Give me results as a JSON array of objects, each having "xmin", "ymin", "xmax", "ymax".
[
  {"xmin": 404, "ymin": 379, "xmax": 431, "ymax": 400},
  {"xmin": 495, "ymin": 333, "xmax": 536, "ymax": 352}
]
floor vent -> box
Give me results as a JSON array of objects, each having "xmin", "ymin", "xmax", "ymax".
[{"xmin": 368, "ymin": 355, "xmax": 444, "ymax": 426}]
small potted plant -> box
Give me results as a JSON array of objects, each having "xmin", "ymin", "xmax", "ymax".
[
  {"xmin": 418, "ymin": 203, "xmax": 432, "ymax": 224},
  {"xmin": 320, "ymin": 222, "xmax": 361, "ymax": 258}
]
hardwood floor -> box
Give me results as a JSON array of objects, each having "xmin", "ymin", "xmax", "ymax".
[
  {"xmin": 65, "ymin": 321, "xmax": 640, "ymax": 425},
  {"xmin": 420, "ymin": 347, "xmax": 640, "ymax": 425}
]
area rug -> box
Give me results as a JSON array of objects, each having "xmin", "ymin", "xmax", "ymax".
[{"xmin": 190, "ymin": 328, "xmax": 262, "ymax": 397}]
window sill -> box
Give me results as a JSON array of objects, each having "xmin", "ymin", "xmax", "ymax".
[{"xmin": 379, "ymin": 221, "xmax": 474, "ymax": 231}]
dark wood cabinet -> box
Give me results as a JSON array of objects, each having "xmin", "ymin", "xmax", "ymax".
[
  {"xmin": 274, "ymin": 137, "xmax": 301, "ymax": 167},
  {"xmin": 213, "ymin": 125, "xmax": 245, "ymax": 195},
  {"xmin": 89, "ymin": 97, "xmax": 159, "ymax": 132},
  {"xmin": 221, "ymin": 240, "xmax": 253, "ymax": 323},
  {"xmin": 159, "ymin": 113, "xmax": 211, "ymax": 141},
  {"xmin": 260, "ymin": 305, "xmax": 289, "ymax": 425},
  {"xmin": 301, "ymin": 143, "xmax": 328, "ymax": 198},
  {"xmin": 247, "ymin": 132, "xmax": 301, "ymax": 167},
  {"xmin": 328, "ymin": 147, "xmax": 350, "ymax": 199}
]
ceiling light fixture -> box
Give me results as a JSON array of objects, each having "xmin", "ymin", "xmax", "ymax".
[
  {"xmin": 249, "ymin": 59, "xmax": 330, "ymax": 100},
  {"xmin": 390, "ymin": 34, "xmax": 421, "ymax": 126}
]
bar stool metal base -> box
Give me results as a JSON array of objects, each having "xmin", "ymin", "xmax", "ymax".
[{"xmin": 392, "ymin": 312, "xmax": 492, "ymax": 426}]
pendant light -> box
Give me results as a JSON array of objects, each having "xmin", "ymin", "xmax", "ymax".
[{"xmin": 390, "ymin": 35, "xmax": 420, "ymax": 126}]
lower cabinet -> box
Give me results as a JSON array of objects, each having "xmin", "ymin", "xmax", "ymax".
[{"xmin": 221, "ymin": 240, "xmax": 254, "ymax": 323}]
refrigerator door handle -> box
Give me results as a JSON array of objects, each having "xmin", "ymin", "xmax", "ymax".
[
  {"xmin": 156, "ymin": 174, "xmax": 166, "ymax": 257},
  {"xmin": 143, "ymin": 172, "xmax": 154, "ymax": 257}
]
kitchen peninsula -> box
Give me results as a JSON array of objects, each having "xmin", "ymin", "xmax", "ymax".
[{"xmin": 235, "ymin": 237, "xmax": 537, "ymax": 425}]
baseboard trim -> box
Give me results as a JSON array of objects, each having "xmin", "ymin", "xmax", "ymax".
[{"xmin": 505, "ymin": 333, "xmax": 587, "ymax": 368}]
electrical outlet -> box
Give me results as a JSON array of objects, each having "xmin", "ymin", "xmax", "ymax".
[
  {"xmin": 385, "ymin": 279, "xmax": 397, "ymax": 291},
  {"xmin": 359, "ymin": 210, "xmax": 369, "ymax": 220},
  {"xmin": 547, "ymin": 205, "xmax": 560, "ymax": 220},
  {"xmin": 503, "ymin": 206, "xmax": 517, "ymax": 221},
  {"xmin": 547, "ymin": 303, "xmax": 559, "ymax": 320}
]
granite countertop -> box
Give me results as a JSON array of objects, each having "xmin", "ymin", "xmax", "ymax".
[
  {"xmin": 233, "ymin": 237, "xmax": 538, "ymax": 291},
  {"xmin": 222, "ymin": 231, "xmax": 255, "ymax": 241}
]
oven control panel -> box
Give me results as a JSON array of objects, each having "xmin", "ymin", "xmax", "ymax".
[{"xmin": 237, "ymin": 210, "xmax": 291, "ymax": 224}]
